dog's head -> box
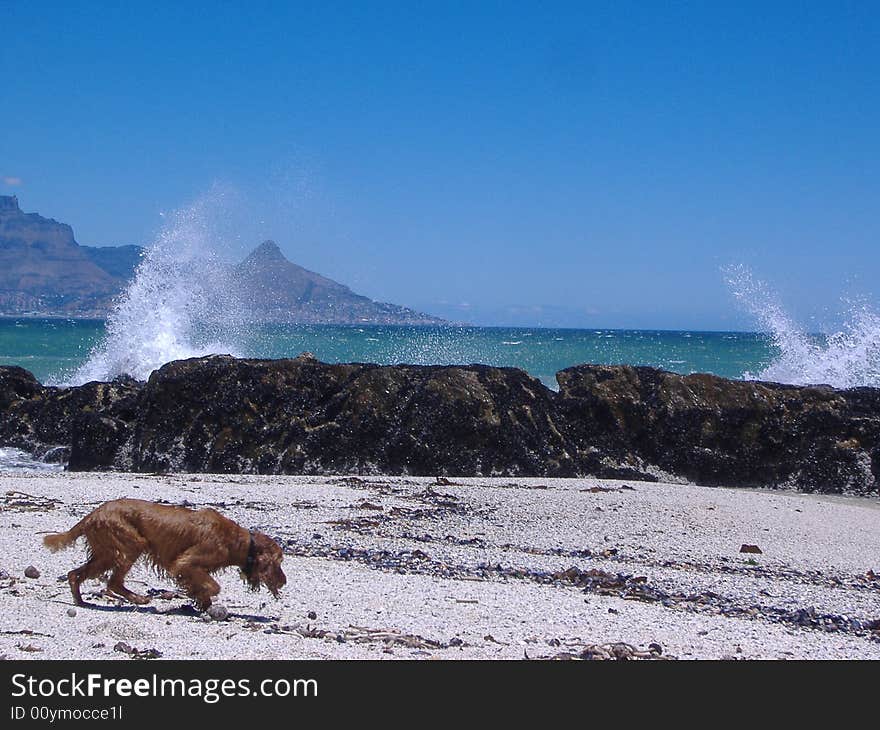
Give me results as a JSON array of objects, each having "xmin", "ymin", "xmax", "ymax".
[{"xmin": 244, "ymin": 531, "xmax": 287, "ymax": 598}]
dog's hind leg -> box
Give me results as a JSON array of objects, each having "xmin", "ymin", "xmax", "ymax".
[
  {"xmin": 107, "ymin": 556, "xmax": 151, "ymax": 605},
  {"xmin": 68, "ymin": 557, "xmax": 112, "ymax": 606},
  {"xmin": 98, "ymin": 519, "xmax": 151, "ymax": 605}
]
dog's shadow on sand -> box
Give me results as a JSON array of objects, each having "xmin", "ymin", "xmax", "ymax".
[{"xmin": 75, "ymin": 601, "xmax": 277, "ymax": 623}]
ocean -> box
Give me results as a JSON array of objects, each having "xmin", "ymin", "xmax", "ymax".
[{"xmin": 1, "ymin": 317, "xmax": 774, "ymax": 388}]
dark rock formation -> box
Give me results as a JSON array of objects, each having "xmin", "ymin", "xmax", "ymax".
[
  {"xmin": 87, "ymin": 354, "xmax": 565, "ymax": 475},
  {"xmin": 1, "ymin": 356, "xmax": 879, "ymax": 495},
  {"xmin": 0, "ymin": 366, "xmax": 140, "ymax": 466},
  {"xmin": 556, "ymin": 365, "xmax": 880, "ymax": 493}
]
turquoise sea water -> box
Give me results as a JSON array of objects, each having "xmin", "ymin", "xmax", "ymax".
[{"xmin": 0, "ymin": 317, "xmax": 774, "ymax": 387}]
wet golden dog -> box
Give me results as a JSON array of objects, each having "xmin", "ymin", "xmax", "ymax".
[{"xmin": 43, "ymin": 498, "xmax": 286, "ymax": 610}]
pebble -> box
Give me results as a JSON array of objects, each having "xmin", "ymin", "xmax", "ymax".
[
  {"xmin": 307, "ymin": 611, "xmax": 317, "ymax": 620},
  {"xmin": 207, "ymin": 604, "xmax": 229, "ymax": 621},
  {"xmin": 67, "ymin": 608, "xmax": 77, "ymax": 617},
  {"xmin": 24, "ymin": 566, "xmax": 40, "ymax": 579}
]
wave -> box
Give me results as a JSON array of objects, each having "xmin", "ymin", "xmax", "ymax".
[
  {"xmin": 0, "ymin": 447, "xmax": 63, "ymax": 473},
  {"xmin": 725, "ymin": 264, "xmax": 880, "ymax": 388},
  {"xmin": 65, "ymin": 189, "xmax": 247, "ymax": 384}
]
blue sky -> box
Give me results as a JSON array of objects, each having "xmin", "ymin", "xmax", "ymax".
[{"xmin": 1, "ymin": 2, "xmax": 878, "ymax": 329}]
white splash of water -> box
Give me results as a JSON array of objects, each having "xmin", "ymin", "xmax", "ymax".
[
  {"xmin": 725, "ymin": 264, "xmax": 880, "ymax": 388},
  {"xmin": 67, "ymin": 190, "xmax": 247, "ymax": 384},
  {"xmin": 0, "ymin": 447, "xmax": 64, "ymax": 473}
]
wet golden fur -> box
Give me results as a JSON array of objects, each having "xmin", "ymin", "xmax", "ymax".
[{"xmin": 43, "ymin": 498, "xmax": 286, "ymax": 610}]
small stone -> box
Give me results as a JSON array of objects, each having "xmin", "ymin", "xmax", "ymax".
[
  {"xmin": 207, "ymin": 604, "xmax": 229, "ymax": 621},
  {"xmin": 307, "ymin": 611, "xmax": 317, "ymax": 620},
  {"xmin": 739, "ymin": 544, "xmax": 763, "ymax": 554},
  {"xmin": 0, "ymin": 569, "xmax": 10, "ymax": 580},
  {"xmin": 67, "ymin": 608, "xmax": 77, "ymax": 617},
  {"xmin": 24, "ymin": 566, "xmax": 40, "ymax": 579}
]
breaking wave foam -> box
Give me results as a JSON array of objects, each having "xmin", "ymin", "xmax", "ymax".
[
  {"xmin": 725, "ymin": 264, "xmax": 880, "ymax": 388},
  {"xmin": 0, "ymin": 447, "xmax": 63, "ymax": 473},
  {"xmin": 66, "ymin": 190, "xmax": 247, "ymax": 384}
]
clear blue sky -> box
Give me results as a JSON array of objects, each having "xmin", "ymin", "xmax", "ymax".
[{"xmin": 1, "ymin": 1, "xmax": 878, "ymax": 329}]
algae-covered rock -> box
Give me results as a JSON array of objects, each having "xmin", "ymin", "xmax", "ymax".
[{"xmin": 3, "ymin": 357, "xmax": 880, "ymax": 494}]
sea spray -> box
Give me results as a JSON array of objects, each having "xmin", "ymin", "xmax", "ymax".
[
  {"xmin": 724, "ymin": 264, "xmax": 880, "ymax": 388},
  {"xmin": 67, "ymin": 191, "xmax": 248, "ymax": 384},
  {"xmin": 0, "ymin": 447, "xmax": 64, "ymax": 473}
]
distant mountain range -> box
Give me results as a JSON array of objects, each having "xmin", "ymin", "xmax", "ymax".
[{"xmin": 0, "ymin": 195, "xmax": 445, "ymax": 325}]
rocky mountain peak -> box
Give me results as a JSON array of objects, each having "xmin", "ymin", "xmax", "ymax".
[
  {"xmin": 0, "ymin": 195, "xmax": 21, "ymax": 213},
  {"xmin": 0, "ymin": 198, "xmax": 446, "ymax": 324},
  {"xmin": 248, "ymin": 239, "xmax": 287, "ymax": 264}
]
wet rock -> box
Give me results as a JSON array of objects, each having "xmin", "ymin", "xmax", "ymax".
[
  {"xmin": 68, "ymin": 412, "xmax": 134, "ymax": 470},
  {"xmin": 116, "ymin": 357, "xmax": 578, "ymax": 477},
  {"xmin": 0, "ymin": 366, "xmax": 42, "ymax": 410},
  {"xmin": 4, "ymin": 358, "xmax": 880, "ymax": 493},
  {"xmin": 557, "ymin": 364, "xmax": 880, "ymax": 494},
  {"xmin": 2, "ymin": 358, "xmax": 627, "ymax": 478},
  {"xmin": 0, "ymin": 367, "xmax": 140, "ymax": 467}
]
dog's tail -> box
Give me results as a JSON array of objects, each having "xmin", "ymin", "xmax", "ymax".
[{"xmin": 43, "ymin": 521, "xmax": 86, "ymax": 552}]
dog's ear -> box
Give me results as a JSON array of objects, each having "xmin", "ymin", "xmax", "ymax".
[{"xmin": 250, "ymin": 532, "xmax": 286, "ymax": 598}]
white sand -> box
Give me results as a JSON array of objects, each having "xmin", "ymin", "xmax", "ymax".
[{"xmin": 0, "ymin": 472, "xmax": 878, "ymax": 660}]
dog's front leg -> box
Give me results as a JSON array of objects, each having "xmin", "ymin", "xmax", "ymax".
[{"xmin": 176, "ymin": 568, "xmax": 221, "ymax": 611}]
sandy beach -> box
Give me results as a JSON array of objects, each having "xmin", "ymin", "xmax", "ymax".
[{"xmin": 0, "ymin": 471, "xmax": 878, "ymax": 660}]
